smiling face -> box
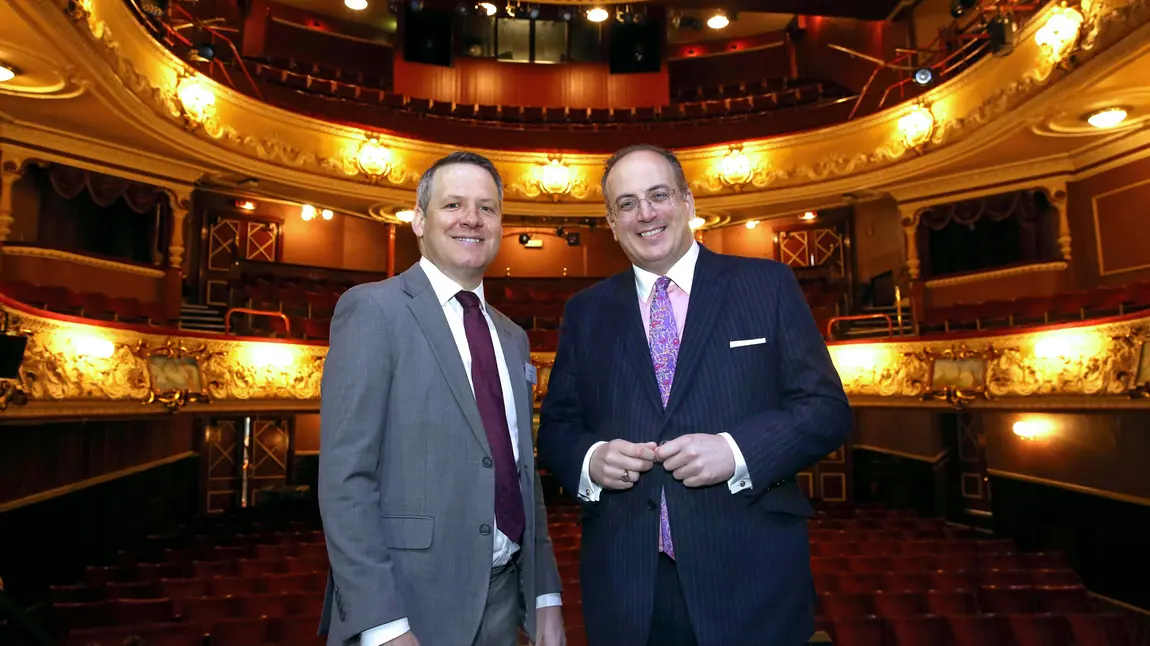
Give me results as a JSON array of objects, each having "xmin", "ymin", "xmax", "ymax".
[
  {"xmin": 604, "ymin": 149, "xmax": 697, "ymax": 276},
  {"xmin": 411, "ymin": 163, "xmax": 502, "ymax": 289}
]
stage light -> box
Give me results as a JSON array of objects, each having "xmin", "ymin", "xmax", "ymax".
[
  {"xmin": 913, "ymin": 68, "xmax": 933, "ymax": 85},
  {"xmin": 586, "ymin": 7, "xmax": 608, "ymax": 22}
]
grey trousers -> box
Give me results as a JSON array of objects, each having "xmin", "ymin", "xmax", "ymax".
[{"xmin": 471, "ymin": 558, "xmax": 525, "ymax": 646}]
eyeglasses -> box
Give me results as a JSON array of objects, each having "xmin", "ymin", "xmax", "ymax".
[{"xmin": 609, "ymin": 187, "xmax": 687, "ymax": 218}]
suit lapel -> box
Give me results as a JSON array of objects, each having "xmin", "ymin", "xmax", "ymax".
[
  {"xmin": 402, "ymin": 266, "xmax": 489, "ymax": 452},
  {"xmin": 665, "ymin": 247, "xmax": 730, "ymax": 418},
  {"xmin": 612, "ymin": 272, "xmax": 664, "ymax": 414},
  {"xmin": 492, "ymin": 311, "xmax": 533, "ymax": 471}
]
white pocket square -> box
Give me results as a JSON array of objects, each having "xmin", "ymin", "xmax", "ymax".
[{"xmin": 729, "ymin": 337, "xmax": 767, "ymax": 348}]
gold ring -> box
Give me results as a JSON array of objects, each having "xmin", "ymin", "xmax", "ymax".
[{"xmin": 622, "ymin": 469, "xmax": 631, "ymax": 482}]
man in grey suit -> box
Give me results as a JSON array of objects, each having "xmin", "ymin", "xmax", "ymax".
[{"xmin": 318, "ymin": 151, "xmax": 565, "ymax": 646}]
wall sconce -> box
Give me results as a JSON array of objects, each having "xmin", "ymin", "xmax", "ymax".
[
  {"xmin": 356, "ymin": 138, "xmax": 393, "ymax": 178},
  {"xmin": 175, "ymin": 75, "xmax": 216, "ymax": 130},
  {"xmin": 745, "ymin": 220, "xmax": 759, "ymax": 229},
  {"xmin": 898, "ymin": 104, "xmax": 935, "ymax": 150},
  {"xmin": 719, "ymin": 149, "xmax": 755, "ymax": 188},
  {"xmin": 537, "ymin": 159, "xmax": 573, "ymax": 201},
  {"xmin": 1035, "ymin": 3, "xmax": 1084, "ymax": 63}
]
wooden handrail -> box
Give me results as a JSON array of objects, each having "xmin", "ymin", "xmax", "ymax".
[
  {"xmin": 826, "ymin": 313, "xmax": 894, "ymax": 339},
  {"xmin": 225, "ymin": 307, "xmax": 291, "ymax": 336}
]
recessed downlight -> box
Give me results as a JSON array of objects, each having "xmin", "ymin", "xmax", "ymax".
[
  {"xmin": 707, "ymin": 13, "xmax": 729, "ymax": 29},
  {"xmin": 345, "ymin": 0, "xmax": 368, "ymax": 10},
  {"xmin": 1086, "ymin": 107, "xmax": 1128, "ymax": 129},
  {"xmin": 0, "ymin": 64, "xmax": 16, "ymax": 83}
]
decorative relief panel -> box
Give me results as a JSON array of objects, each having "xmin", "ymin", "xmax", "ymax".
[{"xmin": 2, "ymin": 300, "xmax": 1149, "ymax": 418}]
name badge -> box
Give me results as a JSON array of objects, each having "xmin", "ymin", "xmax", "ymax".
[{"xmin": 525, "ymin": 363, "xmax": 537, "ymax": 385}]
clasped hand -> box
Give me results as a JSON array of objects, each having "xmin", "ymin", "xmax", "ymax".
[{"xmin": 589, "ymin": 435, "xmax": 735, "ymax": 490}]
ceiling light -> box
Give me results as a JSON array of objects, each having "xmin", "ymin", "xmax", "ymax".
[
  {"xmin": 395, "ymin": 209, "xmax": 414, "ymax": 223},
  {"xmin": 0, "ymin": 64, "xmax": 15, "ymax": 83},
  {"xmin": 745, "ymin": 220, "xmax": 758, "ymax": 229},
  {"xmin": 477, "ymin": 2, "xmax": 496, "ymax": 15},
  {"xmin": 586, "ymin": 7, "xmax": 608, "ymax": 22},
  {"xmin": 801, "ymin": 211, "xmax": 817, "ymax": 220},
  {"xmin": 689, "ymin": 216, "xmax": 705, "ymax": 230},
  {"xmin": 707, "ymin": 13, "xmax": 729, "ymax": 29},
  {"xmin": 345, "ymin": 0, "xmax": 368, "ymax": 10},
  {"xmin": 321, "ymin": 209, "xmax": 334, "ymax": 220},
  {"xmin": 301, "ymin": 205, "xmax": 317, "ymax": 221},
  {"xmin": 1086, "ymin": 107, "xmax": 1128, "ymax": 129}
]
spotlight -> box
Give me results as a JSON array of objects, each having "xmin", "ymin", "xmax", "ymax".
[
  {"xmin": 477, "ymin": 1, "xmax": 496, "ymax": 15},
  {"xmin": 913, "ymin": 68, "xmax": 933, "ymax": 85},
  {"xmin": 707, "ymin": 12, "xmax": 729, "ymax": 29},
  {"xmin": 519, "ymin": 233, "xmax": 531, "ymax": 244},
  {"xmin": 950, "ymin": 0, "xmax": 977, "ymax": 18},
  {"xmin": 586, "ymin": 7, "xmax": 608, "ymax": 22},
  {"xmin": 528, "ymin": 6, "xmax": 539, "ymax": 18}
]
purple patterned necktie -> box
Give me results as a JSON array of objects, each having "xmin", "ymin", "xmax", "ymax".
[{"xmin": 649, "ymin": 276, "xmax": 679, "ymax": 559}]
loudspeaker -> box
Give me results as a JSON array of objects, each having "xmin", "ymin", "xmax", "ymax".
[
  {"xmin": 0, "ymin": 334, "xmax": 28, "ymax": 380},
  {"xmin": 609, "ymin": 19, "xmax": 661, "ymax": 74},
  {"xmin": 403, "ymin": 8, "xmax": 453, "ymax": 67}
]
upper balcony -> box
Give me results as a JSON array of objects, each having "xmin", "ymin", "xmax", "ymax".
[{"xmin": 131, "ymin": 0, "xmax": 1028, "ymax": 151}]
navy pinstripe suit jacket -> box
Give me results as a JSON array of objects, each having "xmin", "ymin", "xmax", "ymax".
[{"xmin": 537, "ymin": 246, "xmax": 852, "ymax": 646}]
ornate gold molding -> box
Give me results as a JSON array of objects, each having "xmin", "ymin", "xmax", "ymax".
[
  {"xmin": 1, "ymin": 245, "xmax": 166, "ymax": 279},
  {"xmin": 53, "ymin": 0, "xmax": 1150, "ymax": 209}
]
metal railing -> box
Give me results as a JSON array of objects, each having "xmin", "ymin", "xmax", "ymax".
[
  {"xmin": 224, "ymin": 307, "xmax": 291, "ymax": 336},
  {"xmin": 826, "ymin": 313, "xmax": 894, "ymax": 340}
]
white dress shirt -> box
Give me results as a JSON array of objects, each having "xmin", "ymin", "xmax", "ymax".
[
  {"xmin": 576, "ymin": 242, "xmax": 752, "ymax": 501},
  {"xmin": 361, "ymin": 258, "xmax": 561, "ymax": 645}
]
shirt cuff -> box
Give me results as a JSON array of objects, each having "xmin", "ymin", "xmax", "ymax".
[
  {"xmin": 536, "ymin": 593, "xmax": 562, "ymax": 608},
  {"xmin": 719, "ymin": 432, "xmax": 752, "ymax": 493},
  {"xmin": 578, "ymin": 441, "xmax": 608, "ymax": 502},
  {"xmin": 360, "ymin": 618, "xmax": 410, "ymax": 646}
]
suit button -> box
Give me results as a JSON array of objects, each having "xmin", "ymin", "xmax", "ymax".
[
  {"xmin": 482, "ymin": 457, "xmax": 493, "ymax": 468},
  {"xmin": 480, "ymin": 524, "xmax": 491, "ymax": 536},
  {"xmin": 646, "ymin": 499, "xmax": 657, "ymax": 511}
]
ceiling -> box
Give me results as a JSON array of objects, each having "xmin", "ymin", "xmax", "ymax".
[{"xmin": 647, "ymin": 0, "xmax": 906, "ymax": 20}]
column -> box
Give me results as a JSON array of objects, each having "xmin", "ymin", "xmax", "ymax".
[
  {"xmin": 1047, "ymin": 186, "xmax": 1071, "ymax": 261},
  {"xmin": 387, "ymin": 223, "xmax": 396, "ymax": 277},
  {"xmin": 168, "ymin": 192, "xmax": 191, "ymax": 271},
  {"xmin": 899, "ymin": 205, "xmax": 922, "ymax": 281},
  {"xmin": 0, "ymin": 157, "xmax": 25, "ymax": 246}
]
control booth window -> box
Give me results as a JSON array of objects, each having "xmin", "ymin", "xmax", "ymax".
[
  {"xmin": 496, "ymin": 17, "xmax": 531, "ymax": 61},
  {"xmin": 533, "ymin": 19, "xmax": 568, "ymax": 63}
]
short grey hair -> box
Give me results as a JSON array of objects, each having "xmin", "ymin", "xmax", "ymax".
[
  {"xmin": 415, "ymin": 151, "xmax": 504, "ymax": 214},
  {"xmin": 600, "ymin": 143, "xmax": 689, "ymax": 202}
]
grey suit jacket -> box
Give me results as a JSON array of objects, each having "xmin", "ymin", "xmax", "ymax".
[{"xmin": 317, "ymin": 263, "xmax": 562, "ymax": 646}]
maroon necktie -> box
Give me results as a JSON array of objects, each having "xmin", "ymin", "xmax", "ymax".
[{"xmin": 456, "ymin": 290, "xmax": 525, "ymax": 545}]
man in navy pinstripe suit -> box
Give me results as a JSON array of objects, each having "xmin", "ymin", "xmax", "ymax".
[{"xmin": 537, "ymin": 144, "xmax": 852, "ymax": 646}]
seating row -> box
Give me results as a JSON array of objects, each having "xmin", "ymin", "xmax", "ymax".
[
  {"xmin": 249, "ymin": 61, "xmax": 845, "ymax": 126},
  {"xmin": 0, "ymin": 280, "xmax": 169, "ymax": 325},
  {"xmin": 923, "ymin": 281, "xmax": 1150, "ymax": 332},
  {"xmin": 818, "ymin": 613, "xmax": 1131, "ymax": 646}
]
